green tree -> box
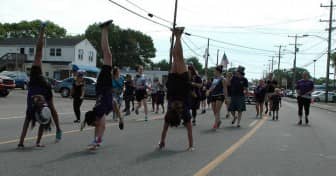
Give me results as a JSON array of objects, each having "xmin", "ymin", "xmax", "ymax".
[
  {"xmin": 273, "ymin": 67, "xmax": 311, "ymax": 88},
  {"xmin": 186, "ymin": 57, "xmax": 203, "ymax": 72},
  {"xmin": 152, "ymin": 59, "xmax": 169, "ymax": 71},
  {"xmin": 84, "ymin": 23, "xmax": 156, "ymax": 68},
  {"xmin": 0, "ymin": 20, "xmax": 66, "ymax": 39}
]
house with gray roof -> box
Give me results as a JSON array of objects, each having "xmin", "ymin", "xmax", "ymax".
[{"xmin": 0, "ymin": 38, "xmax": 98, "ymax": 80}]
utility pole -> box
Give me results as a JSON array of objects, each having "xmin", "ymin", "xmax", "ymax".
[
  {"xmin": 204, "ymin": 38, "xmax": 210, "ymax": 78},
  {"xmin": 313, "ymin": 59, "xmax": 317, "ymax": 83},
  {"xmin": 275, "ymin": 45, "xmax": 285, "ymax": 86},
  {"xmin": 216, "ymin": 49, "xmax": 219, "ymax": 66},
  {"xmin": 288, "ymin": 35, "xmax": 304, "ymax": 93},
  {"xmin": 169, "ymin": 0, "xmax": 178, "ymax": 67},
  {"xmin": 320, "ymin": 0, "xmax": 335, "ymax": 103}
]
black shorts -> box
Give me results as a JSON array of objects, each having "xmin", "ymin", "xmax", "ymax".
[
  {"xmin": 135, "ymin": 89, "xmax": 147, "ymax": 102},
  {"xmin": 165, "ymin": 100, "xmax": 192, "ymax": 126},
  {"xmin": 211, "ymin": 95, "xmax": 225, "ymax": 102}
]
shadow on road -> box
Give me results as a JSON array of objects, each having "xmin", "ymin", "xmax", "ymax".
[{"xmin": 135, "ymin": 149, "xmax": 185, "ymax": 163}]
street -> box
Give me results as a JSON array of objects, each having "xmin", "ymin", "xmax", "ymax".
[{"xmin": 0, "ymin": 90, "xmax": 335, "ymax": 176}]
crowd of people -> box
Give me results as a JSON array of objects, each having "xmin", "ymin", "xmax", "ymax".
[{"xmin": 17, "ymin": 21, "xmax": 315, "ymax": 151}]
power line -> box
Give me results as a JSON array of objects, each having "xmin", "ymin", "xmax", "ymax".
[
  {"xmin": 301, "ymin": 49, "xmax": 328, "ymax": 67},
  {"xmin": 123, "ymin": 0, "xmax": 173, "ymax": 24},
  {"xmin": 185, "ymin": 32, "xmax": 275, "ymax": 53},
  {"xmin": 181, "ymin": 37, "xmax": 204, "ymax": 58},
  {"xmin": 107, "ymin": 0, "xmax": 171, "ymax": 29}
]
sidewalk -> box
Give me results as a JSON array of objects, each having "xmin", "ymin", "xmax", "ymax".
[{"xmin": 283, "ymin": 97, "xmax": 336, "ymax": 112}]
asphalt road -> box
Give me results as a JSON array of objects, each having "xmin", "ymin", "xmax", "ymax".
[{"xmin": 0, "ymin": 90, "xmax": 335, "ymax": 176}]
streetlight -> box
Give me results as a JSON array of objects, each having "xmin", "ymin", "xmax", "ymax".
[{"xmin": 304, "ymin": 34, "xmax": 330, "ymax": 103}]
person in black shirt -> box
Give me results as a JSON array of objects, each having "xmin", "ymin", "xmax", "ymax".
[
  {"xmin": 254, "ymin": 79, "xmax": 266, "ymax": 118},
  {"xmin": 225, "ymin": 71, "xmax": 233, "ymax": 118},
  {"xmin": 265, "ymin": 73, "xmax": 278, "ymax": 115},
  {"xmin": 158, "ymin": 27, "xmax": 194, "ymax": 151},
  {"xmin": 229, "ymin": 66, "xmax": 248, "ymax": 128},
  {"xmin": 123, "ymin": 74, "xmax": 135, "ymax": 116},
  {"xmin": 188, "ymin": 63, "xmax": 202, "ymax": 126},
  {"xmin": 18, "ymin": 23, "xmax": 62, "ymax": 148},
  {"xmin": 270, "ymin": 88, "xmax": 282, "ymax": 120},
  {"xmin": 71, "ymin": 71, "xmax": 85, "ymax": 123},
  {"xmin": 83, "ymin": 20, "xmax": 123, "ymax": 150}
]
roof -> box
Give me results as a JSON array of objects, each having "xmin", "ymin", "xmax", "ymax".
[{"xmin": 0, "ymin": 38, "xmax": 84, "ymax": 46}]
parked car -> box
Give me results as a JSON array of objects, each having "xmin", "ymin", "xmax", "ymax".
[
  {"xmin": 0, "ymin": 75, "xmax": 15, "ymax": 97},
  {"xmin": 312, "ymin": 91, "xmax": 336, "ymax": 102},
  {"xmin": 0, "ymin": 71, "xmax": 29, "ymax": 90},
  {"xmin": 246, "ymin": 87, "xmax": 256, "ymax": 104},
  {"xmin": 44, "ymin": 77, "xmax": 61, "ymax": 89},
  {"xmin": 54, "ymin": 77, "xmax": 97, "ymax": 97}
]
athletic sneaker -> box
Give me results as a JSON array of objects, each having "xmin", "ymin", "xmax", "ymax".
[
  {"xmin": 17, "ymin": 144, "xmax": 24, "ymax": 149},
  {"xmin": 298, "ymin": 120, "xmax": 302, "ymax": 125},
  {"xmin": 55, "ymin": 130, "xmax": 62, "ymax": 142},
  {"xmin": 192, "ymin": 119, "xmax": 196, "ymax": 126},
  {"xmin": 305, "ymin": 118, "xmax": 309, "ymax": 124},
  {"xmin": 74, "ymin": 120, "xmax": 80, "ymax": 123},
  {"xmin": 80, "ymin": 120, "xmax": 86, "ymax": 131},
  {"xmin": 135, "ymin": 109, "xmax": 139, "ymax": 115}
]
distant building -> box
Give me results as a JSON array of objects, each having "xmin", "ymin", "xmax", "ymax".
[
  {"xmin": 120, "ymin": 68, "xmax": 168, "ymax": 85},
  {"xmin": 0, "ymin": 38, "xmax": 98, "ymax": 80}
]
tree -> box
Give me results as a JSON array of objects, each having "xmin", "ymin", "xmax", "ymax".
[
  {"xmin": 84, "ymin": 23, "xmax": 156, "ymax": 68},
  {"xmin": 152, "ymin": 59, "xmax": 169, "ymax": 71},
  {"xmin": 273, "ymin": 67, "xmax": 311, "ymax": 88},
  {"xmin": 185, "ymin": 57, "xmax": 203, "ymax": 73},
  {"xmin": 331, "ymin": 52, "xmax": 336, "ymax": 88},
  {"xmin": 0, "ymin": 20, "xmax": 66, "ymax": 39}
]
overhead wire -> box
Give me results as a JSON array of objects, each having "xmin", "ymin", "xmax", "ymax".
[
  {"xmin": 123, "ymin": 0, "xmax": 173, "ymax": 24},
  {"xmin": 107, "ymin": 0, "xmax": 172, "ymax": 29}
]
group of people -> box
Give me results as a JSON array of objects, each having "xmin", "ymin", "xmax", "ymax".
[
  {"xmin": 17, "ymin": 20, "xmax": 315, "ymax": 151},
  {"xmin": 254, "ymin": 71, "xmax": 315, "ymax": 125}
]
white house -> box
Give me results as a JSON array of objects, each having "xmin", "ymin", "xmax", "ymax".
[{"xmin": 0, "ymin": 38, "xmax": 98, "ymax": 80}]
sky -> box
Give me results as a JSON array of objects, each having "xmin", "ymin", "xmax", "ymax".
[{"xmin": 1, "ymin": 0, "xmax": 335, "ymax": 80}]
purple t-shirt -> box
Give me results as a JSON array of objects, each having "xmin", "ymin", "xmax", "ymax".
[{"xmin": 295, "ymin": 79, "xmax": 314, "ymax": 97}]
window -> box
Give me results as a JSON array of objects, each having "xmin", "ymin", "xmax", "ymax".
[
  {"xmin": 88, "ymin": 51, "xmax": 94, "ymax": 62},
  {"xmin": 29, "ymin": 48, "xmax": 34, "ymax": 56},
  {"xmin": 50, "ymin": 48, "xmax": 55, "ymax": 56},
  {"xmin": 78, "ymin": 49, "xmax": 84, "ymax": 60},
  {"xmin": 56, "ymin": 48, "xmax": 62, "ymax": 56},
  {"xmin": 20, "ymin": 48, "xmax": 25, "ymax": 54},
  {"xmin": 85, "ymin": 78, "xmax": 94, "ymax": 85}
]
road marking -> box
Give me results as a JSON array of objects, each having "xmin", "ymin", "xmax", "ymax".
[
  {"xmin": 0, "ymin": 112, "xmax": 82, "ymax": 120},
  {"xmin": 193, "ymin": 116, "xmax": 268, "ymax": 176},
  {"xmin": 248, "ymin": 120, "xmax": 258, "ymax": 127},
  {"xmin": 0, "ymin": 114, "xmax": 164, "ymax": 145},
  {"xmin": 0, "ymin": 124, "xmax": 112, "ymax": 145}
]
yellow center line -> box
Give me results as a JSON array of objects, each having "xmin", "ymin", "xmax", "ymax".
[{"xmin": 194, "ymin": 116, "xmax": 268, "ymax": 176}]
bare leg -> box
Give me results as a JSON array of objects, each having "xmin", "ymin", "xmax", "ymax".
[
  {"xmin": 159, "ymin": 122, "xmax": 169, "ymax": 148},
  {"xmin": 237, "ymin": 112, "xmax": 242, "ymax": 127},
  {"xmin": 33, "ymin": 25, "xmax": 45, "ymax": 66},
  {"xmin": 36, "ymin": 125, "xmax": 44, "ymax": 145},
  {"xmin": 171, "ymin": 27, "xmax": 187, "ymax": 74},
  {"xmin": 18, "ymin": 118, "xmax": 30, "ymax": 146},
  {"xmin": 101, "ymin": 24, "xmax": 112, "ymax": 67},
  {"xmin": 143, "ymin": 99, "xmax": 148, "ymax": 118},
  {"xmin": 185, "ymin": 122, "xmax": 194, "ymax": 149},
  {"xmin": 256, "ymin": 103, "xmax": 259, "ymax": 116}
]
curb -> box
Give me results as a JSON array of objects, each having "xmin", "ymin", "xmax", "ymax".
[{"xmin": 283, "ymin": 98, "xmax": 336, "ymax": 113}]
